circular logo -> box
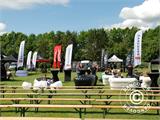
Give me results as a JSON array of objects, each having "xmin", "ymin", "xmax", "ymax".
[
  {"xmin": 119, "ymin": 81, "xmax": 153, "ymax": 114},
  {"xmin": 129, "ymin": 90, "xmax": 144, "ymax": 105}
]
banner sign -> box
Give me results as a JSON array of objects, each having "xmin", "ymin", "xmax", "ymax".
[
  {"xmin": 134, "ymin": 30, "xmax": 143, "ymax": 67},
  {"xmin": 17, "ymin": 41, "xmax": 25, "ymax": 68},
  {"xmin": 64, "ymin": 44, "xmax": 73, "ymax": 70},
  {"xmin": 26, "ymin": 51, "xmax": 32, "ymax": 69},
  {"xmin": 53, "ymin": 45, "xmax": 62, "ymax": 68},
  {"xmin": 32, "ymin": 51, "xmax": 38, "ymax": 69},
  {"xmin": 104, "ymin": 52, "xmax": 108, "ymax": 67},
  {"xmin": 101, "ymin": 49, "xmax": 105, "ymax": 68}
]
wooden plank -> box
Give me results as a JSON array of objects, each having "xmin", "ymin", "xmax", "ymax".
[
  {"xmin": 96, "ymin": 99, "xmax": 160, "ymax": 102},
  {"xmin": 0, "ymin": 85, "xmax": 160, "ymax": 89},
  {"xmin": 0, "ymin": 92, "xmax": 160, "ymax": 97},
  {"xmin": 0, "ymin": 98, "xmax": 159, "ymax": 103},
  {"xmin": 0, "ymin": 88, "xmax": 159, "ymax": 92},
  {"xmin": 93, "ymin": 105, "xmax": 160, "ymax": 110},
  {"xmin": 0, "ymin": 104, "xmax": 93, "ymax": 108},
  {"xmin": 0, "ymin": 98, "xmax": 95, "ymax": 101},
  {"xmin": 0, "ymin": 104, "xmax": 159, "ymax": 110}
]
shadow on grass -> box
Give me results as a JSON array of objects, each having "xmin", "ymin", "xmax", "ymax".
[
  {"xmin": 106, "ymin": 112, "xmax": 158, "ymax": 115},
  {"xmin": 1, "ymin": 110, "xmax": 159, "ymax": 118},
  {"xmin": 0, "ymin": 79, "xmax": 20, "ymax": 82}
]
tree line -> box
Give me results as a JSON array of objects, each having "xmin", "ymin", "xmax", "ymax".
[{"xmin": 1, "ymin": 26, "xmax": 159, "ymax": 64}]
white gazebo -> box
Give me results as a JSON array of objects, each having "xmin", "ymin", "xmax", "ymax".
[{"xmin": 108, "ymin": 55, "xmax": 123, "ymax": 62}]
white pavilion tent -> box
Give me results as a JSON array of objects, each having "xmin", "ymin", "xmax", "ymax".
[{"xmin": 108, "ymin": 55, "xmax": 123, "ymax": 62}]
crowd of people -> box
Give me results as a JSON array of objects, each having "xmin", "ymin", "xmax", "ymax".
[
  {"xmin": 104, "ymin": 67, "xmax": 123, "ymax": 78},
  {"xmin": 76, "ymin": 62, "xmax": 98, "ymax": 77}
]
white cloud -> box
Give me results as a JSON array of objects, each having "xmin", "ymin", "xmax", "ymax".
[
  {"xmin": 0, "ymin": 0, "xmax": 70, "ymax": 10},
  {"xmin": 110, "ymin": 19, "xmax": 150, "ymax": 30},
  {"xmin": 120, "ymin": 0, "xmax": 160, "ymax": 22},
  {"xmin": 108, "ymin": 0, "xmax": 160, "ymax": 29},
  {"xmin": 0, "ymin": 22, "xmax": 6, "ymax": 35}
]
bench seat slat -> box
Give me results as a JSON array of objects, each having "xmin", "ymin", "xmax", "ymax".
[
  {"xmin": 0, "ymin": 98, "xmax": 95, "ymax": 101},
  {"xmin": 0, "ymin": 93, "xmax": 160, "ymax": 96},
  {"xmin": 0, "ymin": 104, "xmax": 159, "ymax": 110}
]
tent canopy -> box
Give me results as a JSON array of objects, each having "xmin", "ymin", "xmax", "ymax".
[
  {"xmin": 108, "ymin": 55, "xmax": 123, "ymax": 62},
  {"xmin": 1, "ymin": 55, "xmax": 17, "ymax": 62},
  {"xmin": 151, "ymin": 57, "xmax": 160, "ymax": 64},
  {"xmin": 36, "ymin": 55, "xmax": 50, "ymax": 63}
]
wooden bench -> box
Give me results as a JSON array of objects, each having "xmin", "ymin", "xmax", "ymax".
[
  {"xmin": 0, "ymin": 88, "xmax": 160, "ymax": 93},
  {"xmin": 0, "ymin": 104, "xmax": 159, "ymax": 118},
  {"xmin": 0, "ymin": 92, "xmax": 160, "ymax": 99},
  {"xmin": 0, "ymin": 86, "xmax": 160, "ymax": 118},
  {"xmin": 0, "ymin": 98, "xmax": 95, "ymax": 105}
]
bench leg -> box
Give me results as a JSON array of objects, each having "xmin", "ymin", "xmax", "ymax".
[
  {"xmin": 34, "ymin": 100, "xmax": 39, "ymax": 112},
  {"xmin": 103, "ymin": 109, "xmax": 106, "ymax": 118},
  {"xmin": 48, "ymin": 95, "xmax": 53, "ymax": 104},
  {"xmin": 20, "ymin": 107, "xmax": 27, "ymax": 117},
  {"xmin": 79, "ymin": 108, "xmax": 82, "ymax": 118},
  {"xmin": 20, "ymin": 108, "xmax": 23, "ymax": 117},
  {"xmin": 157, "ymin": 102, "xmax": 159, "ymax": 115},
  {"xmin": 12, "ymin": 100, "xmax": 20, "ymax": 113},
  {"xmin": 35, "ymin": 107, "xmax": 38, "ymax": 112},
  {"xmin": 103, "ymin": 108, "xmax": 108, "ymax": 119},
  {"xmin": 0, "ymin": 90, "xmax": 5, "ymax": 98},
  {"xmin": 75, "ymin": 108, "xmax": 85, "ymax": 119},
  {"xmin": 106, "ymin": 95, "xmax": 112, "ymax": 99},
  {"xmin": 0, "ymin": 108, "xmax": 1, "ymax": 116},
  {"xmin": 27, "ymin": 95, "xmax": 34, "ymax": 104},
  {"xmin": 157, "ymin": 110, "xmax": 159, "ymax": 115}
]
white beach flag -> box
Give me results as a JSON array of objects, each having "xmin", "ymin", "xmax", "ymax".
[
  {"xmin": 134, "ymin": 30, "xmax": 143, "ymax": 67},
  {"xmin": 26, "ymin": 51, "xmax": 32, "ymax": 69},
  {"xmin": 32, "ymin": 51, "xmax": 38, "ymax": 69},
  {"xmin": 101, "ymin": 49, "xmax": 105, "ymax": 68},
  {"xmin": 17, "ymin": 41, "xmax": 25, "ymax": 68},
  {"xmin": 64, "ymin": 44, "xmax": 73, "ymax": 70}
]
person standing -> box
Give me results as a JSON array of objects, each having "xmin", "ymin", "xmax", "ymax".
[
  {"xmin": 91, "ymin": 63, "xmax": 98, "ymax": 75},
  {"xmin": 76, "ymin": 62, "xmax": 83, "ymax": 78}
]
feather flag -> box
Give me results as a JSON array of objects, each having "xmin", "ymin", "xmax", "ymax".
[
  {"xmin": 32, "ymin": 51, "xmax": 38, "ymax": 69},
  {"xmin": 134, "ymin": 30, "xmax": 143, "ymax": 67},
  {"xmin": 53, "ymin": 45, "xmax": 62, "ymax": 68},
  {"xmin": 26, "ymin": 51, "xmax": 32, "ymax": 69},
  {"xmin": 17, "ymin": 41, "xmax": 25, "ymax": 68},
  {"xmin": 64, "ymin": 44, "xmax": 73, "ymax": 70}
]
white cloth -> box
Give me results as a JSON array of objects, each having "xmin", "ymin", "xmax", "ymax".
[
  {"xmin": 22, "ymin": 82, "xmax": 32, "ymax": 89},
  {"xmin": 108, "ymin": 78, "xmax": 138, "ymax": 89},
  {"xmin": 102, "ymin": 73, "xmax": 114, "ymax": 85},
  {"xmin": 140, "ymin": 76, "xmax": 151, "ymax": 88},
  {"xmin": 50, "ymin": 81, "xmax": 63, "ymax": 89},
  {"xmin": 33, "ymin": 79, "xmax": 47, "ymax": 90}
]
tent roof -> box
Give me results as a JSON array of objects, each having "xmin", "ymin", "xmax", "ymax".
[
  {"xmin": 151, "ymin": 58, "xmax": 160, "ymax": 64},
  {"xmin": 1, "ymin": 55, "xmax": 17, "ymax": 62},
  {"xmin": 108, "ymin": 55, "xmax": 123, "ymax": 62},
  {"xmin": 36, "ymin": 59, "xmax": 50, "ymax": 63},
  {"xmin": 36, "ymin": 55, "xmax": 50, "ymax": 63}
]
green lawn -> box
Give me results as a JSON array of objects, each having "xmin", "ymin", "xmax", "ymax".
[{"xmin": 0, "ymin": 71, "xmax": 160, "ymax": 120}]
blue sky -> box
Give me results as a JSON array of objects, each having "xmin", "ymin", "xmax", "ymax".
[{"xmin": 0, "ymin": 0, "xmax": 160, "ymax": 35}]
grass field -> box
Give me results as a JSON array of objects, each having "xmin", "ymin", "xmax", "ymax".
[{"xmin": 0, "ymin": 71, "xmax": 160, "ymax": 120}]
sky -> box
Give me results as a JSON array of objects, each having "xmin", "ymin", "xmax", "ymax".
[{"xmin": 0, "ymin": 0, "xmax": 160, "ymax": 35}]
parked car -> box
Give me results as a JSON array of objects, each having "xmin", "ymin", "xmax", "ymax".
[{"xmin": 80, "ymin": 60, "xmax": 91, "ymax": 70}]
